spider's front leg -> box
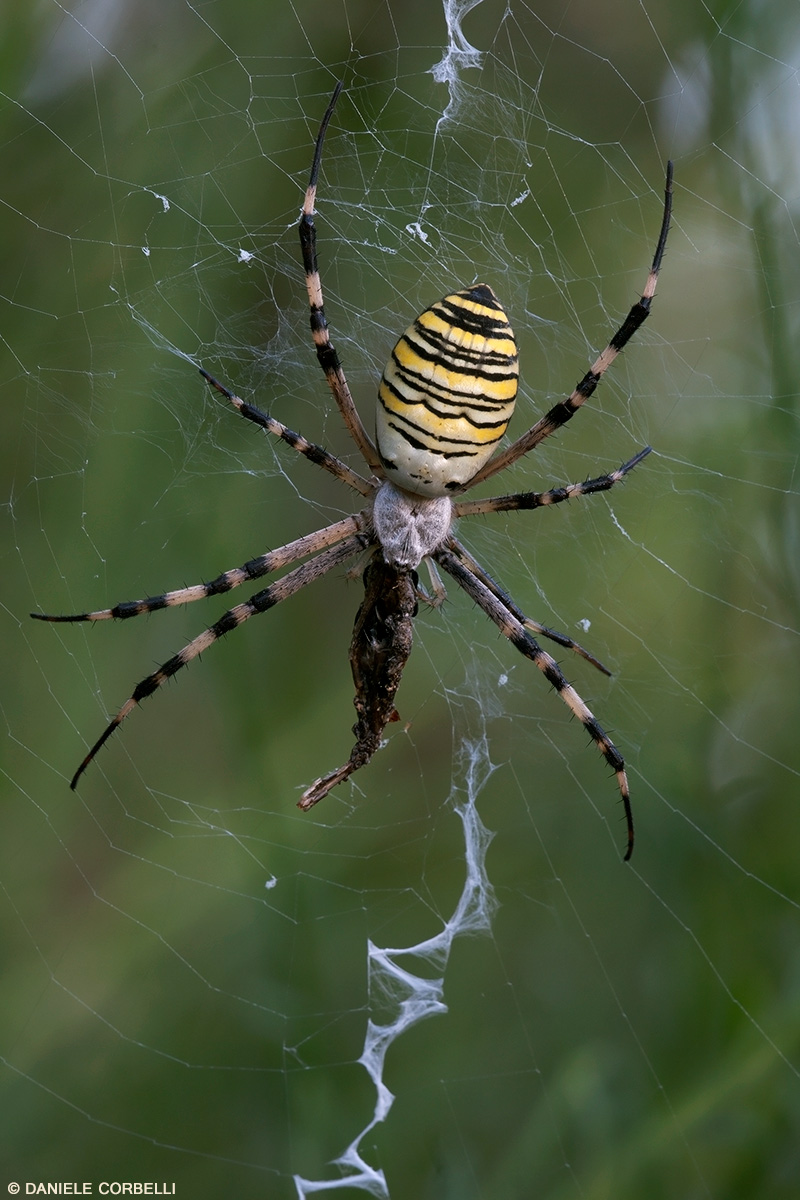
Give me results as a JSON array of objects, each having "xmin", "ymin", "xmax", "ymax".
[{"xmin": 298, "ymin": 551, "xmax": 417, "ymax": 810}]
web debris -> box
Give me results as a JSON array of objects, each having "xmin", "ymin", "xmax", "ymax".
[
  {"xmin": 431, "ymin": 0, "xmax": 486, "ymax": 114},
  {"xmin": 293, "ymin": 730, "xmax": 498, "ymax": 1197}
]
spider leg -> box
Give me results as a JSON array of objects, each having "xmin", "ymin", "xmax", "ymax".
[
  {"xmin": 299, "ymin": 83, "xmax": 382, "ymax": 474},
  {"xmin": 443, "ymin": 535, "xmax": 611, "ymax": 674},
  {"xmin": 200, "ymin": 370, "xmax": 372, "ymax": 497},
  {"xmin": 466, "ymin": 165, "xmax": 672, "ymax": 489},
  {"xmin": 67, "ymin": 532, "xmax": 368, "ymax": 790},
  {"xmin": 453, "ymin": 447, "xmax": 651, "ymax": 518},
  {"xmin": 417, "ymin": 557, "xmax": 448, "ymax": 609},
  {"xmin": 31, "ymin": 516, "xmax": 364, "ymax": 623},
  {"xmin": 435, "ymin": 544, "xmax": 634, "ymax": 860}
]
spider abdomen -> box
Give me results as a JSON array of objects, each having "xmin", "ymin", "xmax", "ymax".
[{"xmin": 376, "ymin": 283, "xmax": 519, "ymax": 497}]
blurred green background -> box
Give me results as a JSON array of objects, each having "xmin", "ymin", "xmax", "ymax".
[{"xmin": 3, "ymin": 0, "xmax": 800, "ymax": 1196}]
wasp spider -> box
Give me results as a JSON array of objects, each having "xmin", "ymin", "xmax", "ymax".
[{"xmin": 33, "ymin": 82, "xmax": 672, "ymax": 859}]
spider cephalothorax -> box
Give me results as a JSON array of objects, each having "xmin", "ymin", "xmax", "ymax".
[{"xmin": 33, "ymin": 82, "xmax": 672, "ymax": 859}]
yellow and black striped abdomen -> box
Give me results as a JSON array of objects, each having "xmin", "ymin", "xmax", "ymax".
[{"xmin": 376, "ymin": 283, "xmax": 518, "ymax": 497}]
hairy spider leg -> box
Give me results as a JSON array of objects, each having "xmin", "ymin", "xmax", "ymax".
[
  {"xmin": 435, "ymin": 545, "xmax": 635, "ymax": 860},
  {"xmin": 200, "ymin": 369, "xmax": 372, "ymax": 497},
  {"xmin": 298, "ymin": 81, "xmax": 381, "ymax": 473},
  {"xmin": 453, "ymin": 447, "xmax": 652, "ymax": 517},
  {"xmin": 65, "ymin": 534, "xmax": 367, "ymax": 790},
  {"xmin": 466, "ymin": 165, "xmax": 672, "ymax": 489},
  {"xmin": 31, "ymin": 517, "xmax": 363, "ymax": 623},
  {"xmin": 443, "ymin": 535, "xmax": 611, "ymax": 674}
]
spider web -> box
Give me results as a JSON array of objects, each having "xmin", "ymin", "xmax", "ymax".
[{"xmin": 4, "ymin": 0, "xmax": 800, "ymax": 1195}]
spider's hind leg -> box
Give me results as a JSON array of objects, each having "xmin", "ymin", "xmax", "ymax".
[
  {"xmin": 298, "ymin": 552, "xmax": 417, "ymax": 810},
  {"xmin": 435, "ymin": 544, "xmax": 635, "ymax": 859}
]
